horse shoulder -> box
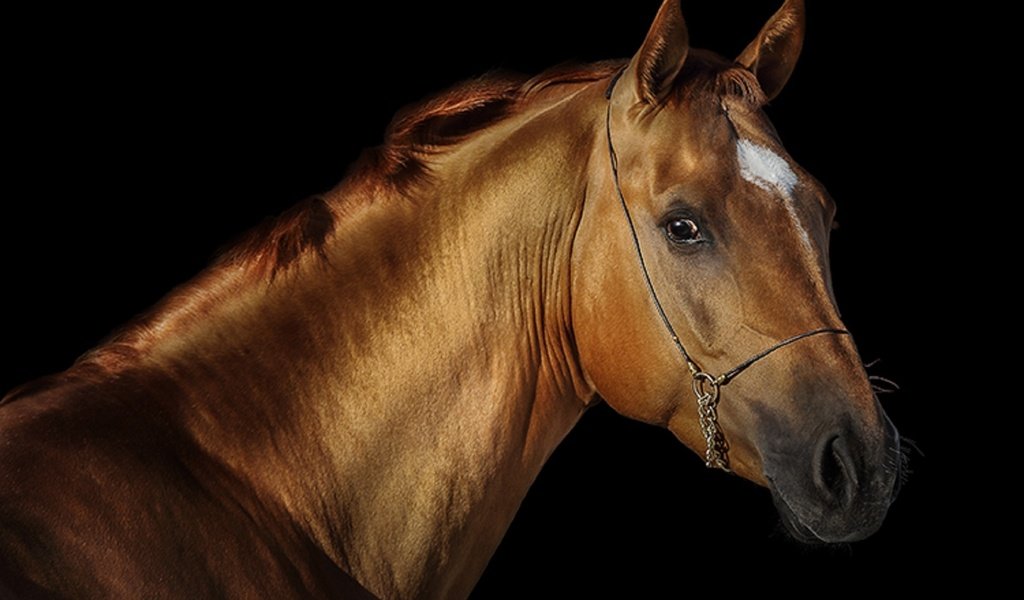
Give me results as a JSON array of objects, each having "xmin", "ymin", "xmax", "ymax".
[{"xmin": 0, "ymin": 375, "xmax": 377, "ymax": 599}]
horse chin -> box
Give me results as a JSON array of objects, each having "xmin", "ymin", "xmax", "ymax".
[{"xmin": 769, "ymin": 487, "xmax": 825, "ymax": 544}]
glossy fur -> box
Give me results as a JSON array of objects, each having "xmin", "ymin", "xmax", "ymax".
[{"xmin": 0, "ymin": 1, "xmax": 899, "ymax": 598}]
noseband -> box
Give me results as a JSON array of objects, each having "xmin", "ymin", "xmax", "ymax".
[{"xmin": 604, "ymin": 71, "xmax": 849, "ymax": 471}]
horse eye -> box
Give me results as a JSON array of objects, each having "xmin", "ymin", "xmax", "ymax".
[{"xmin": 666, "ymin": 218, "xmax": 701, "ymax": 244}]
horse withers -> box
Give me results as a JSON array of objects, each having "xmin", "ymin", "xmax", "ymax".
[{"xmin": 0, "ymin": 1, "xmax": 900, "ymax": 598}]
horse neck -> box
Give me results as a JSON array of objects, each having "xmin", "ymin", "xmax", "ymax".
[{"xmin": 111, "ymin": 81, "xmax": 603, "ymax": 599}]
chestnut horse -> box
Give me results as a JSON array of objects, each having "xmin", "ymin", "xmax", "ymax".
[{"xmin": 0, "ymin": 1, "xmax": 900, "ymax": 598}]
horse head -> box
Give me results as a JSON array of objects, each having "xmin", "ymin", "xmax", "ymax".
[{"xmin": 572, "ymin": 0, "xmax": 900, "ymax": 542}]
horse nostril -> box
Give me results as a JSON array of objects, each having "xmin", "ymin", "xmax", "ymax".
[{"xmin": 816, "ymin": 435, "xmax": 857, "ymax": 507}]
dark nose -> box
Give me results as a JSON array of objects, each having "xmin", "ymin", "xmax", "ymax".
[
  {"xmin": 766, "ymin": 401, "xmax": 900, "ymax": 543},
  {"xmin": 814, "ymin": 433, "xmax": 859, "ymax": 509}
]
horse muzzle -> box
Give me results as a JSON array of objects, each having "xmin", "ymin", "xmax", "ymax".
[{"xmin": 764, "ymin": 411, "xmax": 901, "ymax": 543}]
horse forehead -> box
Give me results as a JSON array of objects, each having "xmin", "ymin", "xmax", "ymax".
[{"xmin": 729, "ymin": 135, "xmax": 820, "ymax": 255}]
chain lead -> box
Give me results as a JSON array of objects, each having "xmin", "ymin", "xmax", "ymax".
[{"xmin": 691, "ymin": 372, "xmax": 729, "ymax": 470}]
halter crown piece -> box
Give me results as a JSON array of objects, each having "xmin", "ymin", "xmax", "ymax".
[{"xmin": 603, "ymin": 70, "xmax": 849, "ymax": 471}]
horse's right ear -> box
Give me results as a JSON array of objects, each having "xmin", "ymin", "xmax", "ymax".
[{"xmin": 622, "ymin": 0, "xmax": 689, "ymax": 106}]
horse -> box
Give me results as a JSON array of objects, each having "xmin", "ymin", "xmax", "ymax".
[{"xmin": 0, "ymin": 0, "xmax": 901, "ymax": 597}]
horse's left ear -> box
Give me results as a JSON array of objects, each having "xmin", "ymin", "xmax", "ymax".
[{"xmin": 736, "ymin": 0, "xmax": 806, "ymax": 101}]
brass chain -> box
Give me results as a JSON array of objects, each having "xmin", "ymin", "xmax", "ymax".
[{"xmin": 691, "ymin": 372, "xmax": 729, "ymax": 470}]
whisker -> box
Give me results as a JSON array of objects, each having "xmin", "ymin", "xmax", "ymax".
[
  {"xmin": 901, "ymin": 436, "xmax": 924, "ymax": 458},
  {"xmin": 898, "ymin": 438, "xmax": 917, "ymax": 486},
  {"xmin": 869, "ymin": 375, "xmax": 900, "ymax": 394},
  {"xmin": 863, "ymin": 358, "xmax": 882, "ymax": 369}
]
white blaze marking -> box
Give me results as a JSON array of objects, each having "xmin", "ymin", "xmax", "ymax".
[
  {"xmin": 735, "ymin": 138, "xmax": 811, "ymax": 251},
  {"xmin": 736, "ymin": 139, "xmax": 797, "ymax": 196}
]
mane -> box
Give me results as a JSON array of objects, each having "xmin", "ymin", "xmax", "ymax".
[
  {"xmin": 356, "ymin": 60, "xmax": 628, "ymax": 191},
  {"xmin": 215, "ymin": 61, "xmax": 625, "ymax": 280},
  {"xmin": 220, "ymin": 194, "xmax": 337, "ymax": 279}
]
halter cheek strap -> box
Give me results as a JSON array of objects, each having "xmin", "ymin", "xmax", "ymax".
[{"xmin": 603, "ymin": 70, "xmax": 849, "ymax": 471}]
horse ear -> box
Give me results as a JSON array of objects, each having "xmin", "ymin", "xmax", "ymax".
[
  {"xmin": 736, "ymin": 0, "xmax": 806, "ymax": 101},
  {"xmin": 626, "ymin": 0, "xmax": 689, "ymax": 105}
]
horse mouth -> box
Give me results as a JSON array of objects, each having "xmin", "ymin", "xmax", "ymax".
[
  {"xmin": 768, "ymin": 483, "xmax": 826, "ymax": 544},
  {"xmin": 767, "ymin": 472, "xmax": 898, "ymax": 544}
]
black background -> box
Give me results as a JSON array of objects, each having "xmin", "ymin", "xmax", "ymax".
[{"xmin": 3, "ymin": 0, "xmax": 983, "ymax": 594}]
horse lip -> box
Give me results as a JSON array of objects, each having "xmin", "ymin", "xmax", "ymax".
[{"xmin": 765, "ymin": 474, "xmax": 829, "ymax": 544}]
